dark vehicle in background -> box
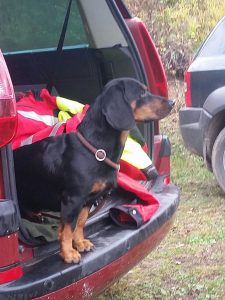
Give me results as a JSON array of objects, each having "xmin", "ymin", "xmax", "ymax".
[
  {"xmin": 0, "ymin": 0, "xmax": 179, "ymax": 299},
  {"xmin": 179, "ymin": 15, "xmax": 225, "ymax": 193}
]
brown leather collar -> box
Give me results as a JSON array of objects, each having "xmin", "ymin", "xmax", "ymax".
[{"xmin": 76, "ymin": 130, "xmax": 120, "ymax": 171}]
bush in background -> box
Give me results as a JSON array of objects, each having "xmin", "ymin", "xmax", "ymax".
[{"xmin": 125, "ymin": 0, "xmax": 225, "ymax": 77}]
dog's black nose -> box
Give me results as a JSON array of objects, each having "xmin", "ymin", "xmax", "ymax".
[{"xmin": 168, "ymin": 100, "xmax": 175, "ymax": 108}]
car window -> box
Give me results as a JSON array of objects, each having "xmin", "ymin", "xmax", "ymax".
[
  {"xmin": 198, "ymin": 16, "xmax": 225, "ymax": 57},
  {"xmin": 0, "ymin": 0, "xmax": 88, "ymax": 53}
]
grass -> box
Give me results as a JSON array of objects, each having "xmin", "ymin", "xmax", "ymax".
[{"xmin": 97, "ymin": 80, "xmax": 225, "ymax": 299}]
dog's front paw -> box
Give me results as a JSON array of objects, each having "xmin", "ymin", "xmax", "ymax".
[
  {"xmin": 60, "ymin": 248, "xmax": 81, "ymax": 264},
  {"xmin": 73, "ymin": 239, "xmax": 94, "ymax": 252}
]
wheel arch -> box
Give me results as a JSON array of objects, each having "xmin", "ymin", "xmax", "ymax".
[{"xmin": 204, "ymin": 86, "xmax": 225, "ymax": 116}]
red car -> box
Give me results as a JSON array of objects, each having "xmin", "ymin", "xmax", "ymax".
[{"xmin": 0, "ymin": 0, "xmax": 179, "ymax": 299}]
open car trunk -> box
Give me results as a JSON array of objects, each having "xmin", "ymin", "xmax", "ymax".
[{"xmin": 0, "ymin": 0, "xmax": 179, "ymax": 298}]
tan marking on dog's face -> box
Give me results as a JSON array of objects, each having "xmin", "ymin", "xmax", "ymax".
[
  {"xmin": 59, "ymin": 223, "xmax": 81, "ymax": 263},
  {"xmin": 91, "ymin": 180, "xmax": 107, "ymax": 194},
  {"xmin": 134, "ymin": 102, "xmax": 159, "ymax": 121},
  {"xmin": 134, "ymin": 98, "xmax": 172, "ymax": 122}
]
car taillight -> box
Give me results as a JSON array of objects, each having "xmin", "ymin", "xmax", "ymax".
[
  {"xmin": 0, "ymin": 50, "xmax": 17, "ymax": 148},
  {"xmin": 184, "ymin": 70, "xmax": 192, "ymax": 107}
]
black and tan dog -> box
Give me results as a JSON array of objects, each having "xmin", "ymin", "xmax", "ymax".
[{"xmin": 14, "ymin": 78, "xmax": 174, "ymax": 263}]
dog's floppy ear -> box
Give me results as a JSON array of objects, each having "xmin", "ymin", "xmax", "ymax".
[{"xmin": 102, "ymin": 82, "xmax": 135, "ymax": 131}]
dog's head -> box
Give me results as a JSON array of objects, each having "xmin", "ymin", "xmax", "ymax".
[{"xmin": 101, "ymin": 78, "xmax": 174, "ymax": 131}]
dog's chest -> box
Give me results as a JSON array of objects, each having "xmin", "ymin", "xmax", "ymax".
[
  {"xmin": 91, "ymin": 180, "xmax": 107, "ymax": 193},
  {"xmin": 89, "ymin": 171, "xmax": 117, "ymax": 195}
]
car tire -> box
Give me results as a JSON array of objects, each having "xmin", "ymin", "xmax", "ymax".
[{"xmin": 212, "ymin": 127, "xmax": 225, "ymax": 193}]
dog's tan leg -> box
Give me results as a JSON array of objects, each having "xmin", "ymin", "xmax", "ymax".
[
  {"xmin": 72, "ymin": 206, "xmax": 94, "ymax": 252},
  {"xmin": 59, "ymin": 223, "xmax": 81, "ymax": 263}
]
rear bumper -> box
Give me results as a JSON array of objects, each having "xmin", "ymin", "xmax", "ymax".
[
  {"xmin": 0, "ymin": 183, "xmax": 179, "ymax": 300},
  {"xmin": 37, "ymin": 218, "xmax": 175, "ymax": 300},
  {"xmin": 179, "ymin": 107, "xmax": 212, "ymax": 156}
]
